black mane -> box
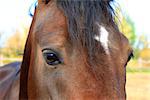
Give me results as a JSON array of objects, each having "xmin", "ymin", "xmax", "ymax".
[{"xmin": 57, "ymin": 0, "xmax": 118, "ymax": 59}]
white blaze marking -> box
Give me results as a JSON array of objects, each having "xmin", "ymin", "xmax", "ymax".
[{"xmin": 94, "ymin": 25, "xmax": 110, "ymax": 54}]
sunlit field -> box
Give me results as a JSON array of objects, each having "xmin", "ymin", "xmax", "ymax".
[
  {"xmin": 126, "ymin": 72, "xmax": 150, "ymax": 100},
  {"xmin": 126, "ymin": 59, "xmax": 150, "ymax": 100}
]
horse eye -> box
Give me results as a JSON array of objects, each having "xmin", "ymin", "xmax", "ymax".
[
  {"xmin": 125, "ymin": 52, "xmax": 134, "ymax": 67},
  {"xmin": 42, "ymin": 49, "xmax": 62, "ymax": 66},
  {"xmin": 127, "ymin": 52, "xmax": 134, "ymax": 62},
  {"xmin": 42, "ymin": 0, "xmax": 50, "ymax": 4}
]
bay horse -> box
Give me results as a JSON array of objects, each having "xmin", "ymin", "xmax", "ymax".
[
  {"xmin": 1, "ymin": 0, "xmax": 133, "ymax": 100},
  {"xmin": 0, "ymin": 62, "xmax": 21, "ymax": 100}
]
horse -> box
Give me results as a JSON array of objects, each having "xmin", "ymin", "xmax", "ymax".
[
  {"xmin": 1, "ymin": 0, "xmax": 133, "ymax": 99},
  {"xmin": 0, "ymin": 62, "xmax": 21, "ymax": 100}
]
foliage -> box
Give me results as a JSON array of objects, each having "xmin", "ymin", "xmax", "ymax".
[
  {"xmin": 127, "ymin": 67, "xmax": 150, "ymax": 73},
  {"xmin": 118, "ymin": 15, "xmax": 139, "ymax": 59},
  {"xmin": 135, "ymin": 35, "xmax": 150, "ymax": 60},
  {"xmin": 119, "ymin": 16, "xmax": 137, "ymax": 46},
  {"xmin": 139, "ymin": 48, "xmax": 150, "ymax": 60},
  {"xmin": 1, "ymin": 27, "xmax": 28, "ymax": 58},
  {"xmin": 116, "ymin": 8, "xmax": 150, "ymax": 62}
]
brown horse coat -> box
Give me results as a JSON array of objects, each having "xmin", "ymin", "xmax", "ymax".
[{"xmin": 0, "ymin": 62, "xmax": 20, "ymax": 100}]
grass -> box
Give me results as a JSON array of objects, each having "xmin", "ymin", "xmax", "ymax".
[
  {"xmin": 127, "ymin": 67, "xmax": 150, "ymax": 73},
  {"xmin": 126, "ymin": 73, "xmax": 150, "ymax": 100}
]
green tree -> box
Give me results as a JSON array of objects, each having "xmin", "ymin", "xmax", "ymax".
[
  {"xmin": 2, "ymin": 27, "xmax": 28, "ymax": 58},
  {"xmin": 119, "ymin": 16, "xmax": 137, "ymax": 46},
  {"xmin": 116, "ymin": 10, "xmax": 138, "ymax": 59}
]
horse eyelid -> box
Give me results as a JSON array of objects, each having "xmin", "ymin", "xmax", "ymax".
[{"xmin": 42, "ymin": 48, "xmax": 60, "ymax": 55}]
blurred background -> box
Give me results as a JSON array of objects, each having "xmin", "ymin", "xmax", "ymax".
[{"xmin": 0, "ymin": 0, "xmax": 150, "ymax": 100}]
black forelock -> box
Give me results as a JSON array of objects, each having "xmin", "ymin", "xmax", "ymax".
[{"xmin": 57, "ymin": 0, "xmax": 118, "ymax": 60}]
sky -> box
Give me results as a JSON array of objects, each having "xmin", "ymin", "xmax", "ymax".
[
  {"xmin": 118, "ymin": 0, "xmax": 150, "ymax": 39},
  {"xmin": 0, "ymin": 0, "xmax": 34, "ymax": 47},
  {"xmin": 0, "ymin": 0, "xmax": 150, "ymax": 47}
]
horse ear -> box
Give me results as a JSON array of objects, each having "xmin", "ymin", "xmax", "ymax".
[{"xmin": 38, "ymin": 0, "xmax": 51, "ymax": 4}]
